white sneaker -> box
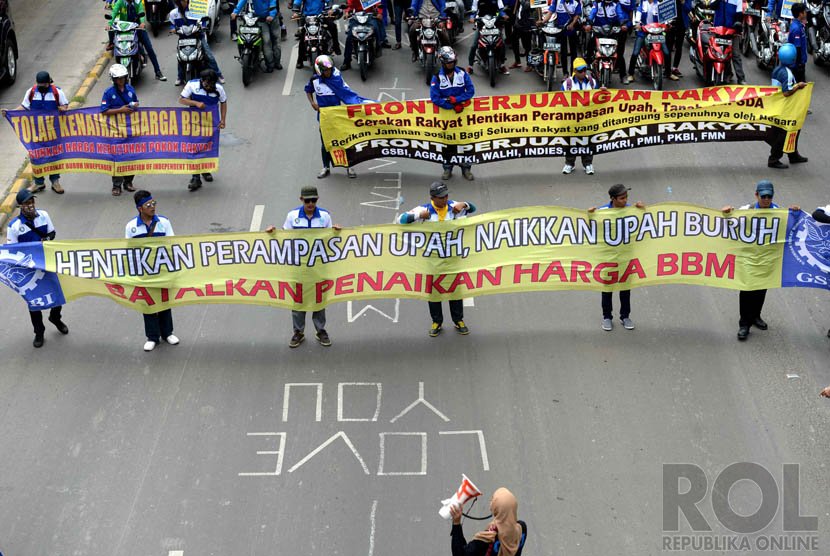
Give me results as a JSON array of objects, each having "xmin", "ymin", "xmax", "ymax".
[
  {"xmin": 602, "ymin": 318, "xmax": 613, "ymax": 331},
  {"xmin": 621, "ymin": 318, "xmax": 635, "ymax": 330},
  {"xmin": 165, "ymin": 334, "xmax": 180, "ymax": 345},
  {"xmin": 143, "ymin": 340, "xmax": 157, "ymax": 352},
  {"xmin": 562, "ymin": 164, "xmax": 575, "ymax": 175},
  {"xmin": 584, "ymin": 164, "xmax": 594, "ymax": 175}
]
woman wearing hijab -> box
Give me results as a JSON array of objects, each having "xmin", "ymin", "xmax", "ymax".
[{"xmin": 449, "ymin": 487, "xmax": 528, "ymax": 556}]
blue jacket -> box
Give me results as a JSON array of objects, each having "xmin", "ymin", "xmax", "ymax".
[
  {"xmin": 410, "ymin": 0, "xmax": 446, "ymax": 17},
  {"xmin": 429, "ymin": 67, "xmax": 475, "ymax": 109},
  {"xmin": 100, "ymin": 84, "xmax": 138, "ymax": 112},
  {"xmin": 293, "ymin": 0, "xmax": 328, "ymax": 16},
  {"xmin": 548, "ymin": 0, "xmax": 582, "ymax": 32},
  {"xmin": 788, "ymin": 18, "xmax": 808, "ymax": 65},
  {"xmin": 771, "ymin": 64, "xmax": 796, "ymax": 91},
  {"xmin": 767, "ymin": 0, "xmax": 783, "ymax": 18},
  {"xmin": 589, "ymin": 1, "xmax": 629, "ymax": 26},
  {"xmin": 305, "ymin": 68, "xmax": 373, "ymax": 119},
  {"xmin": 234, "ymin": 0, "xmax": 278, "ymax": 18},
  {"xmin": 617, "ymin": 0, "xmax": 635, "ymax": 19},
  {"xmin": 635, "ymin": 0, "xmax": 663, "ymax": 36},
  {"xmin": 712, "ymin": 0, "xmax": 740, "ymax": 27}
]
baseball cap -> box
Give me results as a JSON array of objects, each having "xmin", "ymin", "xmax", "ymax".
[
  {"xmin": 572, "ymin": 58, "xmax": 588, "ymax": 72},
  {"xmin": 608, "ymin": 184, "xmax": 630, "ymax": 198},
  {"xmin": 429, "ymin": 181, "xmax": 449, "ymax": 197},
  {"xmin": 35, "ymin": 71, "xmax": 52, "ymax": 84},
  {"xmin": 755, "ymin": 180, "xmax": 774, "ymax": 197},
  {"xmin": 301, "ymin": 185, "xmax": 319, "ymax": 198}
]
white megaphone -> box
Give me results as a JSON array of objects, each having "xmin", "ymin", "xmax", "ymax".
[{"xmin": 439, "ymin": 474, "xmax": 483, "ymax": 519}]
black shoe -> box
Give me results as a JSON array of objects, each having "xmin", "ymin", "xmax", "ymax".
[
  {"xmin": 296, "ymin": 61, "xmax": 304, "ymax": 69},
  {"xmin": 411, "ymin": 51, "xmax": 418, "ymax": 62},
  {"xmin": 737, "ymin": 326, "xmax": 750, "ymax": 341},
  {"xmin": 333, "ymin": 47, "xmax": 342, "ymax": 55},
  {"xmin": 737, "ymin": 79, "xmax": 746, "ymax": 85},
  {"xmin": 381, "ymin": 40, "xmax": 392, "ymax": 48},
  {"xmin": 264, "ymin": 65, "xmax": 275, "ymax": 73},
  {"xmin": 375, "ymin": 48, "xmax": 382, "ymax": 58},
  {"xmin": 753, "ymin": 317, "xmax": 768, "ymax": 330},
  {"xmin": 767, "ymin": 160, "xmax": 789, "ymax": 169},
  {"xmin": 340, "ymin": 62, "xmax": 351, "ymax": 70},
  {"xmin": 49, "ymin": 318, "xmax": 69, "ymax": 334},
  {"xmin": 315, "ymin": 329, "xmax": 332, "ymax": 346},
  {"xmin": 281, "ymin": 27, "xmax": 287, "ymax": 40},
  {"xmin": 33, "ymin": 335, "xmax": 44, "ymax": 348},
  {"xmin": 188, "ymin": 178, "xmax": 202, "ymax": 191},
  {"xmin": 202, "ymin": 173, "xmax": 214, "ymax": 182},
  {"xmin": 789, "ymin": 153, "xmax": 808, "ymax": 164},
  {"xmin": 289, "ymin": 331, "xmax": 305, "ymax": 348},
  {"xmin": 275, "ymin": 63, "xmax": 283, "ymax": 70}
]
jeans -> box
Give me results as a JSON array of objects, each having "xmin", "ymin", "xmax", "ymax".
[
  {"xmin": 628, "ymin": 35, "xmax": 669, "ymax": 76},
  {"xmin": 738, "ymin": 289, "xmax": 766, "ymax": 327},
  {"xmin": 443, "ymin": 162, "xmax": 471, "ymax": 172},
  {"xmin": 670, "ymin": 14, "xmax": 685, "ymax": 68},
  {"xmin": 601, "ymin": 290, "xmax": 630, "ymax": 319},
  {"xmin": 259, "ymin": 18, "xmax": 281, "ymax": 67},
  {"xmin": 292, "ymin": 309, "xmax": 326, "ymax": 333},
  {"xmin": 511, "ymin": 27, "xmax": 532, "ymax": 64},
  {"xmin": 30, "ymin": 306, "xmax": 63, "ymax": 336},
  {"xmin": 393, "ymin": 3, "xmax": 405, "ymax": 42},
  {"xmin": 320, "ymin": 130, "xmax": 332, "ymax": 168},
  {"xmin": 428, "ymin": 300, "xmax": 464, "ymax": 325},
  {"xmin": 137, "ymin": 29, "xmax": 162, "ymax": 74},
  {"xmin": 558, "ymin": 33, "xmax": 579, "ymax": 74},
  {"xmin": 143, "ymin": 309, "xmax": 174, "ymax": 342},
  {"xmin": 112, "ymin": 175, "xmax": 135, "ymax": 189},
  {"xmin": 731, "ymin": 34, "xmax": 744, "ymax": 80},
  {"xmin": 468, "ymin": 31, "xmax": 479, "ymax": 65},
  {"xmin": 178, "ymin": 35, "xmax": 223, "ymax": 81},
  {"xmin": 344, "ymin": 17, "xmax": 382, "ymax": 60},
  {"xmin": 33, "ymin": 174, "xmax": 60, "ymax": 186}
]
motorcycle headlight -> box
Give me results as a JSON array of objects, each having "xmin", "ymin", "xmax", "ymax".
[
  {"xmin": 307, "ymin": 24, "xmax": 319, "ymax": 34},
  {"xmin": 356, "ymin": 13, "xmax": 369, "ymax": 23},
  {"xmin": 599, "ymin": 44, "xmax": 615, "ymax": 56},
  {"xmin": 423, "ymin": 28, "xmax": 436, "ymax": 39}
]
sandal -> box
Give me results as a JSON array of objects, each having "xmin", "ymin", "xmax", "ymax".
[
  {"xmin": 123, "ymin": 182, "xmax": 136, "ymax": 192},
  {"xmin": 112, "ymin": 186, "xmax": 122, "ymax": 197}
]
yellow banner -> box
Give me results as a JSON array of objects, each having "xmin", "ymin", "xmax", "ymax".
[
  {"xmin": 36, "ymin": 204, "xmax": 790, "ymax": 313},
  {"xmin": 320, "ymin": 85, "xmax": 812, "ymax": 167}
]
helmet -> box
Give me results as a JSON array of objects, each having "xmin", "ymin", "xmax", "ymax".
[
  {"xmin": 778, "ymin": 43, "xmax": 797, "ymax": 66},
  {"xmin": 16, "ymin": 189, "xmax": 35, "ymax": 206},
  {"xmin": 438, "ymin": 46, "xmax": 457, "ymax": 64},
  {"xmin": 109, "ymin": 63, "xmax": 129, "ymax": 80},
  {"xmin": 314, "ymin": 55, "xmax": 334, "ymax": 75}
]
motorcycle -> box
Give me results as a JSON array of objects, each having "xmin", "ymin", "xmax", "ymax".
[
  {"xmin": 145, "ymin": 0, "xmax": 168, "ymax": 36},
  {"xmin": 412, "ymin": 15, "xmax": 442, "ymax": 85},
  {"xmin": 527, "ymin": 22, "xmax": 563, "ymax": 91},
  {"xmin": 105, "ymin": 14, "xmax": 145, "ymax": 83},
  {"xmin": 756, "ymin": 17, "xmax": 787, "ymax": 69},
  {"xmin": 635, "ymin": 21, "xmax": 670, "ymax": 90},
  {"xmin": 176, "ymin": 12, "xmax": 208, "ymax": 82},
  {"xmin": 296, "ymin": 7, "xmax": 342, "ymax": 68},
  {"xmin": 473, "ymin": 14, "xmax": 507, "ymax": 87},
  {"xmin": 806, "ymin": 0, "xmax": 830, "ymax": 64},
  {"xmin": 690, "ymin": 20, "xmax": 736, "ymax": 84},
  {"xmin": 235, "ymin": 9, "xmax": 265, "ymax": 85},
  {"xmin": 445, "ymin": 0, "xmax": 464, "ymax": 41},
  {"xmin": 739, "ymin": 0, "xmax": 766, "ymax": 56},
  {"xmin": 589, "ymin": 24, "xmax": 621, "ymax": 88},
  {"xmin": 348, "ymin": 11, "xmax": 379, "ymax": 81}
]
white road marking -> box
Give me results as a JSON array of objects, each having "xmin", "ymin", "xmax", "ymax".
[
  {"xmin": 439, "ymin": 430, "xmax": 490, "ymax": 471},
  {"xmin": 282, "ymin": 44, "xmax": 300, "ymax": 96},
  {"xmin": 368, "ymin": 500, "xmax": 378, "ymax": 556},
  {"xmin": 238, "ymin": 432, "xmax": 287, "ymax": 476},
  {"xmin": 282, "ymin": 383, "xmax": 323, "ymax": 422},
  {"xmin": 249, "ymin": 204, "xmax": 265, "ymax": 231},
  {"xmin": 347, "ymin": 299, "xmax": 400, "ymax": 322},
  {"xmin": 288, "ymin": 431, "xmax": 370, "ymax": 474},
  {"xmin": 463, "ymin": 298, "xmax": 475, "ymax": 307},
  {"xmin": 390, "ymin": 382, "xmax": 450, "ymax": 423},
  {"xmin": 169, "ymin": 551, "xmax": 184, "ymax": 556},
  {"xmin": 377, "ymin": 432, "xmax": 428, "ymax": 475},
  {"xmin": 338, "ymin": 382, "xmax": 383, "ymax": 421}
]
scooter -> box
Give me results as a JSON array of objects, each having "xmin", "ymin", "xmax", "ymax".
[
  {"xmin": 412, "ymin": 15, "xmax": 442, "ymax": 84},
  {"xmin": 756, "ymin": 17, "xmax": 787, "ymax": 69},
  {"xmin": 589, "ymin": 24, "xmax": 621, "ymax": 87},
  {"xmin": 635, "ymin": 21, "xmax": 670, "ymax": 90},
  {"xmin": 235, "ymin": 9, "xmax": 265, "ymax": 85},
  {"xmin": 106, "ymin": 13, "xmax": 145, "ymax": 83},
  {"xmin": 445, "ymin": 0, "xmax": 464, "ymax": 41},
  {"xmin": 473, "ymin": 14, "xmax": 507, "ymax": 87},
  {"xmin": 145, "ymin": 0, "xmax": 169, "ymax": 36},
  {"xmin": 740, "ymin": 0, "xmax": 766, "ymax": 56},
  {"xmin": 348, "ymin": 11, "xmax": 379, "ymax": 81},
  {"xmin": 296, "ymin": 7, "xmax": 342, "ymax": 68},
  {"xmin": 690, "ymin": 20, "xmax": 736, "ymax": 84},
  {"xmin": 806, "ymin": 0, "xmax": 830, "ymax": 64},
  {"xmin": 528, "ymin": 22, "xmax": 563, "ymax": 91},
  {"xmin": 175, "ymin": 12, "xmax": 208, "ymax": 82}
]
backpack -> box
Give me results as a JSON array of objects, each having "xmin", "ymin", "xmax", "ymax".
[{"xmin": 28, "ymin": 85, "xmax": 61, "ymax": 109}]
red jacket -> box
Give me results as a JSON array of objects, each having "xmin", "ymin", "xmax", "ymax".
[{"xmin": 346, "ymin": 0, "xmax": 383, "ymax": 15}]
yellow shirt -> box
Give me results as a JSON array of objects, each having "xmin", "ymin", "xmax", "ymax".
[{"xmin": 431, "ymin": 202, "xmax": 449, "ymax": 221}]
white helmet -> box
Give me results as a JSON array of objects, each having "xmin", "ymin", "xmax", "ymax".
[
  {"xmin": 314, "ymin": 54, "xmax": 334, "ymax": 75},
  {"xmin": 438, "ymin": 46, "xmax": 456, "ymax": 64},
  {"xmin": 109, "ymin": 63, "xmax": 129, "ymax": 80}
]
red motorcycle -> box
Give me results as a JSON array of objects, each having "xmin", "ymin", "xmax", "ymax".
[
  {"xmin": 689, "ymin": 21, "xmax": 736, "ymax": 85},
  {"xmin": 635, "ymin": 21, "xmax": 670, "ymax": 90}
]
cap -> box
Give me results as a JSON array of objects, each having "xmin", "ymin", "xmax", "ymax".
[
  {"xmin": 608, "ymin": 184, "xmax": 630, "ymax": 198},
  {"xmin": 301, "ymin": 185, "xmax": 319, "ymax": 198},
  {"xmin": 429, "ymin": 181, "xmax": 449, "ymax": 197},
  {"xmin": 16, "ymin": 189, "xmax": 36, "ymax": 205},
  {"xmin": 572, "ymin": 57, "xmax": 588, "ymax": 72},
  {"xmin": 35, "ymin": 71, "xmax": 52, "ymax": 84},
  {"xmin": 755, "ymin": 180, "xmax": 774, "ymax": 197}
]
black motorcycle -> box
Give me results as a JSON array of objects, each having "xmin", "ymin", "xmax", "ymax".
[
  {"xmin": 295, "ymin": 7, "xmax": 342, "ymax": 67},
  {"xmin": 806, "ymin": 0, "xmax": 830, "ymax": 65},
  {"xmin": 145, "ymin": 0, "xmax": 169, "ymax": 36},
  {"xmin": 473, "ymin": 14, "xmax": 507, "ymax": 87},
  {"xmin": 235, "ymin": 9, "xmax": 266, "ymax": 85},
  {"xmin": 348, "ymin": 11, "xmax": 379, "ymax": 81},
  {"xmin": 175, "ymin": 13, "xmax": 208, "ymax": 82}
]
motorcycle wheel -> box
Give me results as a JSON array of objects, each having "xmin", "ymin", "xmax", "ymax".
[
  {"xmin": 359, "ymin": 51, "xmax": 368, "ymax": 82},
  {"xmin": 740, "ymin": 28, "xmax": 749, "ymax": 56},
  {"xmin": 489, "ymin": 56, "xmax": 496, "ymax": 87},
  {"xmin": 424, "ymin": 52, "xmax": 435, "ymax": 86},
  {"xmin": 651, "ymin": 62, "xmax": 662, "ymax": 91},
  {"xmin": 545, "ymin": 61, "xmax": 555, "ymax": 91},
  {"xmin": 242, "ymin": 52, "xmax": 253, "ymax": 86},
  {"xmin": 748, "ymin": 25, "xmax": 759, "ymax": 57},
  {"xmin": 600, "ymin": 66, "xmax": 611, "ymax": 88},
  {"xmin": 152, "ymin": 22, "xmax": 159, "ymax": 37}
]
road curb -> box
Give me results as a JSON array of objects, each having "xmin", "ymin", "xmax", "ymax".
[{"xmin": 0, "ymin": 51, "xmax": 112, "ymax": 233}]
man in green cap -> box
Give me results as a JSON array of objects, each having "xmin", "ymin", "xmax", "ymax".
[{"xmin": 266, "ymin": 185, "xmax": 341, "ymax": 347}]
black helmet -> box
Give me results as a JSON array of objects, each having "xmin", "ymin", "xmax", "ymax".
[{"xmin": 16, "ymin": 189, "xmax": 35, "ymax": 206}]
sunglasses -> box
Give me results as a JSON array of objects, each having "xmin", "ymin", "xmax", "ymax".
[
  {"xmin": 142, "ymin": 200, "xmax": 157, "ymax": 208},
  {"xmin": 760, "ymin": 195, "xmax": 773, "ymax": 199},
  {"xmin": 303, "ymin": 198, "xmax": 318, "ymax": 204}
]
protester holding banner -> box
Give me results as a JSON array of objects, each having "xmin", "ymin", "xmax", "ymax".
[
  {"xmin": 265, "ymin": 185, "xmax": 340, "ymax": 348},
  {"xmin": 5, "ymin": 190, "xmax": 69, "ymax": 348},
  {"xmin": 767, "ymin": 43, "xmax": 809, "ymax": 169},
  {"xmin": 101, "ymin": 64, "xmax": 140, "ymax": 197},
  {"xmin": 588, "ymin": 184, "xmax": 644, "ymax": 331},
  {"xmin": 110, "ymin": 0, "xmax": 168, "ymax": 81},
  {"xmin": 561, "ymin": 58, "xmax": 597, "ymax": 175},
  {"xmin": 722, "ymin": 181, "xmax": 799, "ymax": 340},
  {"xmin": 540, "ymin": 0, "xmax": 582, "ymax": 75},
  {"xmin": 399, "ymin": 181, "xmax": 476, "ymax": 336},
  {"xmin": 178, "ymin": 69, "xmax": 227, "ymax": 192},
  {"xmin": 125, "ymin": 190, "xmax": 180, "ymax": 352},
  {"xmin": 448, "ymin": 488, "xmax": 527, "ymax": 556},
  {"xmin": 788, "ymin": 3, "xmax": 809, "ymax": 82},
  {"xmin": 431, "ymin": 47, "xmax": 476, "ymax": 181}
]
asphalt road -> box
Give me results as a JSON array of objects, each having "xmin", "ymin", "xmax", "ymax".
[{"xmin": 2, "ymin": 4, "xmax": 830, "ymax": 555}]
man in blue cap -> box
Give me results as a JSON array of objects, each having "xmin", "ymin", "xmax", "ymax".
[
  {"xmin": 722, "ymin": 180, "xmax": 799, "ymax": 340},
  {"xmin": 766, "ymin": 43, "xmax": 808, "ymax": 169}
]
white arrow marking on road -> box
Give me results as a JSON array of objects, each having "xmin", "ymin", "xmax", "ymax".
[
  {"xmin": 250, "ymin": 204, "xmax": 265, "ymax": 231},
  {"xmin": 282, "ymin": 44, "xmax": 301, "ymax": 96},
  {"xmin": 347, "ymin": 299, "xmax": 400, "ymax": 323}
]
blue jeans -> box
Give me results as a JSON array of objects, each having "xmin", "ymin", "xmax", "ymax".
[
  {"xmin": 393, "ymin": 3, "xmax": 405, "ymax": 42},
  {"xmin": 178, "ymin": 35, "xmax": 223, "ymax": 81},
  {"xmin": 33, "ymin": 174, "xmax": 60, "ymax": 186},
  {"xmin": 344, "ymin": 17, "xmax": 382, "ymax": 60},
  {"xmin": 628, "ymin": 35, "xmax": 669, "ymax": 75},
  {"xmin": 137, "ymin": 29, "xmax": 162, "ymax": 74}
]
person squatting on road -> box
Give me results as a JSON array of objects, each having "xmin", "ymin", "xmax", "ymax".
[
  {"xmin": 305, "ymin": 55, "xmax": 373, "ymax": 179},
  {"xmin": 178, "ymin": 69, "xmax": 228, "ymax": 192},
  {"xmin": 561, "ymin": 57, "xmax": 597, "ymax": 175},
  {"xmin": 125, "ymin": 190, "xmax": 180, "ymax": 352},
  {"xmin": 431, "ymin": 47, "xmax": 476, "ymax": 181},
  {"xmin": 399, "ymin": 181, "xmax": 476, "ymax": 337},
  {"xmin": 5, "ymin": 190, "xmax": 69, "ymax": 348},
  {"xmin": 265, "ymin": 185, "xmax": 341, "ymax": 348},
  {"xmin": 766, "ymin": 43, "xmax": 809, "ymax": 169},
  {"xmin": 588, "ymin": 184, "xmax": 645, "ymax": 331},
  {"xmin": 449, "ymin": 488, "xmax": 528, "ymax": 556},
  {"xmin": 722, "ymin": 180, "xmax": 799, "ymax": 341},
  {"xmin": 101, "ymin": 64, "xmax": 140, "ymax": 197}
]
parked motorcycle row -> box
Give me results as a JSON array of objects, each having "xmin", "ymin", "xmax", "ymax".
[{"xmin": 103, "ymin": 0, "xmax": 830, "ymax": 92}]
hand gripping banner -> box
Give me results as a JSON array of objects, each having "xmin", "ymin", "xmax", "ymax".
[
  {"xmin": 319, "ymin": 85, "xmax": 812, "ymax": 167},
  {"xmin": 4, "ymin": 105, "xmax": 220, "ymax": 177}
]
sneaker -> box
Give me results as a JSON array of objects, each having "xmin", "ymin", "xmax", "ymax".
[
  {"xmin": 144, "ymin": 340, "xmax": 157, "ymax": 352},
  {"xmin": 202, "ymin": 173, "xmax": 214, "ymax": 182},
  {"xmin": 454, "ymin": 320, "xmax": 470, "ymax": 335},
  {"xmin": 340, "ymin": 62, "xmax": 352, "ymax": 71},
  {"xmin": 231, "ymin": 33, "xmax": 238, "ymax": 42},
  {"xmin": 318, "ymin": 167, "xmax": 331, "ymax": 179},
  {"xmin": 347, "ymin": 167, "xmax": 357, "ymax": 178},
  {"xmin": 498, "ymin": 66, "xmax": 509, "ymax": 74},
  {"xmin": 289, "ymin": 331, "xmax": 305, "ymax": 348},
  {"xmin": 737, "ymin": 326, "xmax": 749, "ymax": 341},
  {"xmin": 584, "ymin": 164, "xmax": 594, "ymax": 175},
  {"xmin": 316, "ymin": 329, "xmax": 332, "ymax": 346},
  {"xmin": 31, "ymin": 182, "xmax": 46, "ymax": 193},
  {"xmin": 562, "ymin": 164, "xmax": 575, "ymax": 174},
  {"xmin": 462, "ymin": 168, "xmax": 474, "ymax": 181},
  {"xmin": 175, "ymin": 78, "xmax": 184, "ymax": 86},
  {"xmin": 623, "ymin": 74, "xmax": 633, "ymax": 84},
  {"xmin": 671, "ymin": 67, "xmax": 683, "ymax": 77},
  {"xmin": 429, "ymin": 322, "xmax": 442, "ymax": 337},
  {"xmin": 602, "ymin": 318, "xmax": 613, "ymax": 331},
  {"xmin": 155, "ymin": 73, "xmax": 167, "ymax": 81},
  {"xmin": 49, "ymin": 317, "xmax": 69, "ymax": 334},
  {"xmin": 441, "ymin": 169, "xmax": 452, "ymax": 180},
  {"xmin": 33, "ymin": 334, "xmax": 44, "ymax": 348},
  {"xmin": 164, "ymin": 334, "xmax": 180, "ymax": 345},
  {"xmin": 621, "ymin": 317, "xmax": 634, "ymax": 330},
  {"xmin": 767, "ymin": 160, "xmax": 789, "ymax": 169},
  {"xmin": 50, "ymin": 180, "xmax": 64, "ymax": 194},
  {"xmin": 668, "ymin": 73, "xmax": 679, "ymax": 81},
  {"xmin": 218, "ymin": 76, "xmax": 226, "ymax": 84}
]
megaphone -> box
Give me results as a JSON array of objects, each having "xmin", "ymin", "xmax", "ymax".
[{"xmin": 439, "ymin": 474, "xmax": 482, "ymax": 519}]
